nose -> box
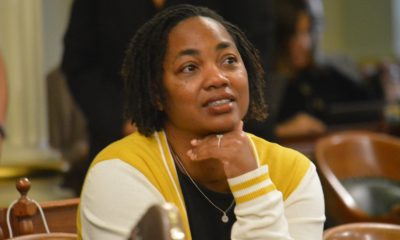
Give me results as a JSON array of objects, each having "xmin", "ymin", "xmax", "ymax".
[
  {"xmin": 300, "ymin": 32, "xmax": 312, "ymax": 52},
  {"xmin": 203, "ymin": 64, "xmax": 229, "ymax": 90}
]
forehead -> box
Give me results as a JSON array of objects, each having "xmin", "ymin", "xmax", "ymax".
[
  {"xmin": 297, "ymin": 12, "xmax": 311, "ymax": 28},
  {"xmin": 166, "ymin": 16, "xmax": 235, "ymax": 50}
]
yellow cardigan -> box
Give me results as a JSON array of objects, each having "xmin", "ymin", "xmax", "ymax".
[{"xmin": 77, "ymin": 130, "xmax": 311, "ymax": 239}]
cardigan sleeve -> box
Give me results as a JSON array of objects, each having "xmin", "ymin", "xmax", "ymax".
[
  {"xmin": 228, "ymin": 164, "xmax": 325, "ymax": 240},
  {"xmin": 284, "ymin": 164, "xmax": 325, "ymax": 239},
  {"xmin": 80, "ymin": 159, "xmax": 165, "ymax": 240}
]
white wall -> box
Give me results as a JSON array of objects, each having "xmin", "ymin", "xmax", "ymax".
[
  {"xmin": 393, "ymin": 0, "xmax": 400, "ymax": 58},
  {"xmin": 322, "ymin": 0, "xmax": 398, "ymax": 63},
  {"xmin": 43, "ymin": 0, "xmax": 73, "ymax": 75},
  {"xmin": 0, "ymin": 0, "xmax": 72, "ymax": 164}
]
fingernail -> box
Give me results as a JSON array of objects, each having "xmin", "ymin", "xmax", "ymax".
[{"xmin": 187, "ymin": 150, "xmax": 196, "ymax": 160}]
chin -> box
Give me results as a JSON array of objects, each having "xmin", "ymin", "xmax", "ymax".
[{"xmin": 210, "ymin": 119, "xmax": 239, "ymax": 134}]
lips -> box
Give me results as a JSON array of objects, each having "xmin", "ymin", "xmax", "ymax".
[
  {"xmin": 203, "ymin": 93, "xmax": 235, "ymax": 107},
  {"xmin": 203, "ymin": 93, "xmax": 235, "ymax": 114},
  {"xmin": 207, "ymin": 98, "xmax": 232, "ymax": 107}
]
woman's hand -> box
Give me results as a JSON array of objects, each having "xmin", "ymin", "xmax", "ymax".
[{"xmin": 187, "ymin": 121, "xmax": 257, "ymax": 178}]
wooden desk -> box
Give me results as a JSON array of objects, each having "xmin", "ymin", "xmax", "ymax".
[{"xmin": 278, "ymin": 121, "xmax": 385, "ymax": 159}]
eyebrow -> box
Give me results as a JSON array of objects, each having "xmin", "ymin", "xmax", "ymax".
[
  {"xmin": 177, "ymin": 49, "xmax": 199, "ymax": 58},
  {"xmin": 216, "ymin": 41, "xmax": 232, "ymax": 51},
  {"xmin": 175, "ymin": 41, "xmax": 234, "ymax": 60}
]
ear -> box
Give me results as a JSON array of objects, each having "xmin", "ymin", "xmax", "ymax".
[
  {"xmin": 153, "ymin": 95, "xmax": 164, "ymax": 111},
  {"xmin": 156, "ymin": 101, "xmax": 164, "ymax": 111}
]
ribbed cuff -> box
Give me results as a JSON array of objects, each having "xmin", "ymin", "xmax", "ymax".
[{"xmin": 228, "ymin": 165, "xmax": 276, "ymax": 204}]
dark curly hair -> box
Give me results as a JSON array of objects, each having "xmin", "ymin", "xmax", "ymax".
[
  {"xmin": 122, "ymin": 4, "xmax": 267, "ymax": 136},
  {"xmin": 273, "ymin": 0, "xmax": 314, "ymax": 71}
]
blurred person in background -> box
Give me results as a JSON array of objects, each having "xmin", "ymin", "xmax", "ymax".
[
  {"xmin": 61, "ymin": 0, "xmax": 159, "ymax": 194},
  {"xmin": 271, "ymin": 0, "xmax": 378, "ymax": 138}
]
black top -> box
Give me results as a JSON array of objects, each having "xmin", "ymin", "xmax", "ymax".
[
  {"xmin": 176, "ymin": 166, "xmax": 236, "ymax": 240},
  {"xmin": 277, "ymin": 65, "xmax": 377, "ymax": 124}
]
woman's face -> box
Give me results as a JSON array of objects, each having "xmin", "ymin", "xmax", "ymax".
[
  {"xmin": 289, "ymin": 12, "xmax": 312, "ymax": 71},
  {"xmin": 162, "ymin": 16, "xmax": 249, "ymax": 136}
]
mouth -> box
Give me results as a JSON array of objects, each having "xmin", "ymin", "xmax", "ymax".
[
  {"xmin": 203, "ymin": 94, "xmax": 236, "ymax": 114},
  {"xmin": 206, "ymin": 98, "xmax": 233, "ymax": 107}
]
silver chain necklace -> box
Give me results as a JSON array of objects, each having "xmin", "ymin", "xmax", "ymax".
[{"xmin": 170, "ymin": 147, "xmax": 235, "ymax": 223}]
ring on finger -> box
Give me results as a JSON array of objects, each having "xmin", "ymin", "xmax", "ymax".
[{"xmin": 216, "ymin": 134, "xmax": 223, "ymax": 148}]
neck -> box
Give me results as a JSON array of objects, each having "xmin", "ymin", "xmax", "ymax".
[
  {"xmin": 202, "ymin": 179, "xmax": 231, "ymax": 193},
  {"xmin": 164, "ymin": 127, "xmax": 230, "ymax": 193}
]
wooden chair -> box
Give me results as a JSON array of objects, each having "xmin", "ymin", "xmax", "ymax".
[
  {"xmin": 0, "ymin": 178, "xmax": 79, "ymax": 239},
  {"xmin": 1, "ymin": 177, "xmax": 185, "ymax": 240},
  {"xmin": 130, "ymin": 203, "xmax": 186, "ymax": 240},
  {"xmin": 7, "ymin": 233, "xmax": 77, "ymax": 240},
  {"xmin": 324, "ymin": 222, "xmax": 400, "ymax": 240},
  {"xmin": 315, "ymin": 130, "xmax": 400, "ymax": 225}
]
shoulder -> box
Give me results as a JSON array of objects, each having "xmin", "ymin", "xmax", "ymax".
[
  {"xmin": 247, "ymin": 133, "xmax": 310, "ymax": 166},
  {"xmin": 247, "ymin": 133, "xmax": 312, "ymax": 200},
  {"xmin": 93, "ymin": 131, "xmax": 159, "ymax": 163},
  {"xmin": 87, "ymin": 131, "xmax": 167, "ymax": 180},
  {"xmin": 86, "ymin": 131, "xmax": 178, "ymax": 193}
]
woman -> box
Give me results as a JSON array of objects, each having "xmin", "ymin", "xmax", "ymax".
[
  {"xmin": 273, "ymin": 1, "xmax": 374, "ymax": 138},
  {"xmin": 78, "ymin": 5, "xmax": 325, "ymax": 240}
]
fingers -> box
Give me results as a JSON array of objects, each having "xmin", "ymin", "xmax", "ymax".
[
  {"xmin": 186, "ymin": 121, "xmax": 257, "ymax": 178},
  {"xmin": 186, "ymin": 121, "xmax": 245, "ymax": 162},
  {"xmin": 187, "ymin": 135, "xmax": 219, "ymax": 161}
]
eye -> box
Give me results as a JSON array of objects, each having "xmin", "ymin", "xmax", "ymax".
[
  {"xmin": 222, "ymin": 56, "xmax": 238, "ymax": 66},
  {"xmin": 181, "ymin": 63, "xmax": 197, "ymax": 73}
]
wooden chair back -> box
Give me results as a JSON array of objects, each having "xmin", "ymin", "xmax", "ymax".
[
  {"xmin": 315, "ymin": 130, "xmax": 400, "ymax": 225},
  {"xmin": 324, "ymin": 222, "xmax": 400, "ymax": 240},
  {"xmin": 130, "ymin": 203, "xmax": 186, "ymax": 240},
  {"xmin": 1, "ymin": 177, "xmax": 185, "ymax": 240},
  {"xmin": 7, "ymin": 233, "xmax": 77, "ymax": 240},
  {"xmin": 0, "ymin": 178, "xmax": 79, "ymax": 239}
]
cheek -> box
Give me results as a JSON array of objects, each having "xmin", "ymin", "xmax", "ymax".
[
  {"xmin": 162, "ymin": 77, "xmax": 180, "ymax": 113},
  {"xmin": 238, "ymin": 68, "xmax": 249, "ymax": 92},
  {"xmin": 163, "ymin": 79, "xmax": 196, "ymax": 112},
  {"xmin": 290, "ymin": 41, "xmax": 300, "ymax": 58},
  {"xmin": 289, "ymin": 42, "xmax": 307, "ymax": 68},
  {"xmin": 234, "ymin": 69, "xmax": 250, "ymax": 111}
]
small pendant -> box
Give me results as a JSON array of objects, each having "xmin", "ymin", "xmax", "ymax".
[{"xmin": 221, "ymin": 213, "xmax": 229, "ymax": 223}]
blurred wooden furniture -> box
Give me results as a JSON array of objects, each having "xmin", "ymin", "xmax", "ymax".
[
  {"xmin": 130, "ymin": 203, "xmax": 186, "ymax": 240},
  {"xmin": 1, "ymin": 177, "xmax": 185, "ymax": 240},
  {"xmin": 8, "ymin": 233, "xmax": 76, "ymax": 240},
  {"xmin": 279, "ymin": 121, "xmax": 383, "ymax": 158},
  {"xmin": 0, "ymin": 177, "xmax": 79, "ymax": 239},
  {"xmin": 324, "ymin": 222, "xmax": 400, "ymax": 240},
  {"xmin": 315, "ymin": 130, "xmax": 400, "ymax": 225}
]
